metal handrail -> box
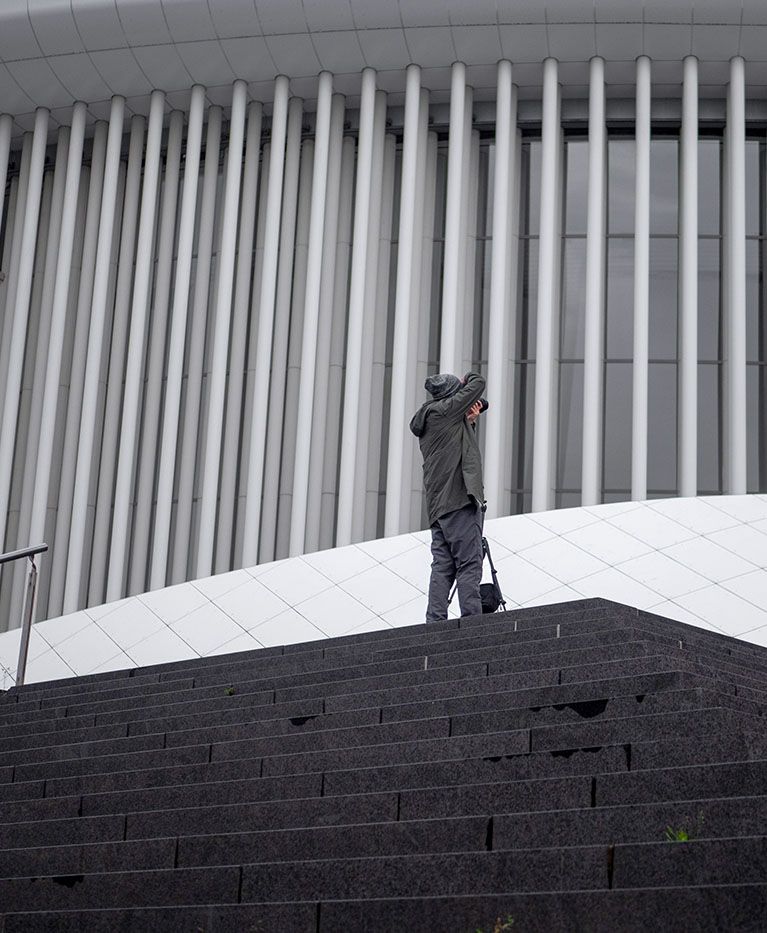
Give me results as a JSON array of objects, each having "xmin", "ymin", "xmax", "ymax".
[{"xmin": 0, "ymin": 543, "xmax": 48, "ymax": 688}]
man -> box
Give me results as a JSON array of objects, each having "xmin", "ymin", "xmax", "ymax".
[{"xmin": 410, "ymin": 371, "xmax": 486, "ymax": 622}]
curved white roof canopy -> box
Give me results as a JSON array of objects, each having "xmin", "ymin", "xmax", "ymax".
[{"xmin": 0, "ymin": 0, "xmax": 765, "ymax": 130}]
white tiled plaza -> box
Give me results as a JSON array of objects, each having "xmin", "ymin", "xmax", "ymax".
[{"xmin": 3, "ymin": 493, "xmax": 767, "ymax": 688}]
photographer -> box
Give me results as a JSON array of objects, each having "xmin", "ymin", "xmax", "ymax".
[{"xmin": 410, "ymin": 372, "xmax": 487, "ymax": 622}]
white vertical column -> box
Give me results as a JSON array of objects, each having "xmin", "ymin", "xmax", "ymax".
[
  {"xmin": 88, "ymin": 115, "xmax": 145, "ymax": 605},
  {"xmin": 241, "ymin": 76, "xmax": 290, "ymax": 566},
  {"xmin": 503, "ymin": 124, "xmax": 523, "ymax": 511},
  {"xmin": 195, "ymin": 81, "xmax": 248, "ymax": 578},
  {"xmin": 63, "ymin": 96, "xmax": 125, "ymax": 611},
  {"xmin": 0, "ymin": 108, "xmax": 48, "ymax": 551},
  {"xmin": 581, "ymin": 56, "xmax": 607, "ymax": 506},
  {"xmin": 100, "ymin": 91, "xmax": 164, "ymax": 603},
  {"xmin": 257, "ymin": 98, "xmax": 303, "ymax": 563},
  {"xmin": 319, "ymin": 136, "xmax": 356, "ymax": 550},
  {"xmin": 0, "ymin": 113, "xmax": 11, "ymax": 218},
  {"xmin": 215, "ymin": 101, "xmax": 263, "ymax": 573},
  {"xmin": 679, "ymin": 55, "xmax": 699, "ymax": 497},
  {"xmin": 632, "ymin": 56, "xmax": 651, "ymax": 501},
  {"xmin": 0, "ymin": 112, "xmax": 13, "ymax": 373},
  {"xmin": 353, "ymin": 89, "xmax": 387, "ymax": 543},
  {"xmin": 129, "ymin": 109, "xmax": 184, "ymax": 595},
  {"xmin": 440, "ymin": 61, "xmax": 467, "ymax": 373},
  {"xmin": 274, "ymin": 142, "xmax": 314, "ymax": 558},
  {"xmin": 459, "ymin": 91, "xmax": 477, "ymax": 377},
  {"xmin": 727, "ymin": 55, "xmax": 747, "ymax": 494},
  {"xmin": 531, "ymin": 58, "xmax": 561, "ymax": 512},
  {"xmin": 28, "ymin": 104, "xmax": 86, "ymax": 561},
  {"xmin": 484, "ymin": 61, "xmax": 513, "ymax": 517},
  {"xmin": 11, "ymin": 125, "xmax": 70, "ymax": 622},
  {"xmin": 384, "ymin": 64, "xmax": 422, "ymax": 536},
  {"xmin": 402, "ymin": 91, "xmax": 431, "ymax": 531},
  {"xmin": 335, "ymin": 67, "xmax": 377, "ymax": 546},
  {"xmin": 0, "ymin": 136, "xmax": 31, "ymax": 420},
  {"xmin": 409, "ymin": 132, "xmax": 440, "ymax": 528},
  {"xmin": 48, "ymin": 122, "xmax": 108, "ymax": 616},
  {"xmin": 288, "ymin": 71, "xmax": 334, "ymax": 557},
  {"xmin": 235, "ymin": 146, "xmax": 270, "ymax": 562},
  {"xmin": 305, "ymin": 93, "xmax": 346, "ymax": 553},
  {"xmin": 150, "ymin": 86, "xmax": 206, "ymax": 591},
  {"xmin": 171, "ymin": 105, "xmax": 223, "ymax": 584},
  {"xmin": 364, "ymin": 131, "xmax": 397, "ymax": 539}
]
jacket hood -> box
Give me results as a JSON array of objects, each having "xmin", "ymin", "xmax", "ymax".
[{"xmin": 409, "ymin": 400, "xmax": 435, "ymax": 438}]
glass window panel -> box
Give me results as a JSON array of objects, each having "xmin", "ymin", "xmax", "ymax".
[
  {"xmin": 428, "ymin": 239, "xmax": 443, "ymax": 366},
  {"xmin": 603, "ymin": 361, "xmax": 632, "ymax": 493},
  {"xmin": 649, "ymin": 238, "xmax": 678, "ymax": 360},
  {"xmin": 511, "ymin": 361, "xmax": 535, "ymax": 498},
  {"xmin": 698, "ymin": 140, "xmax": 720, "ymax": 235},
  {"xmin": 747, "ymin": 363, "xmax": 759, "ymax": 492},
  {"xmin": 649, "ymin": 139, "xmax": 678, "ymax": 235},
  {"xmin": 746, "ymin": 238, "xmax": 760, "ymax": 363},
  {"xmin": 557, "ymin": 361, "xmax": 583, "ymax": 492},
  {"xmin": 606, "ymin": 238, "xmax": 634, "ymax": 359},
  {"xmin": 745, "ymin": 140, "xmax": 760, "ymax": 237},
  {"xmin": 564, "ymin": 140, "xmax": 588, "ymax": 234},
  {"xmin": 647, "ymin": 362, "xmax": 677, "ymax": 494},
  {"xmin": 477, "ymin": 144, "xmax": 491, "ymax": 238},
  {"xmin": 433, "ymin": 147, "xmax": 448, "ymax": 241},
  {"xmin": 520, "ymin": 140, "xmax": 542, "ymax": 236},
  {"xmin": 560, "ymin": 237, "xmax": 587, "ymax": 359},
  {"xmin": 697, "ymin": 362, "xmax": 722, "ymax": 494},
  {"xmin": 602, "ymin": 491, "xmax": 632, "ymax": 504},
  {"xmin": 516, "ymin": 237, "xmax": 538, "ymax": 360},
  {"xmin": 746, "ymin": 363, "xmax": 767, "ymax": 493},
  {"xmin": 608, "ymin": 139, "xmax": 635, "ymax": 235},
  {"xmin": 555, "ymin": 491, "xmax": 582, "ymax": 508},
  {"xmin": 698, "ymin": 238, "xmax": 721, "ymax": 361}
]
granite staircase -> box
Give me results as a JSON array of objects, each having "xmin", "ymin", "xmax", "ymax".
[{"xmin": 0, "ymin": 597, "xmax": 766, "ymax": 931}]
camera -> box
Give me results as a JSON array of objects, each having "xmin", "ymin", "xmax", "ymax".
[{"xmin": 478, "ymin": 398, "xmax": 489, "ymax": 413}]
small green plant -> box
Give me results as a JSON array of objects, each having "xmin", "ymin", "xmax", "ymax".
[
  {"xmin": 475, "ymin": 916, "xmax": 514, "ymax": 933},
  {"xmin": 664, "ymin": 811, "xmax": 705, "ymax": 843},
  {"xmin": 225, "ymin": 686, "xmax": 236, "ymax": 696}
]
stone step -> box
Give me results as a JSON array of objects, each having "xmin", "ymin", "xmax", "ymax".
[
  {"xmin": 107, "ymin": 671, "xmax": 713, "ymax": 747},
  {"xmin": 124, "ymin": 789, "xmax": 399, "ymax": 840},
  {"xmin": 494, "ymin": 794, "xmax": 767, "ymax": 850},
  {"xmin": 14, "ymin": 738, "xmax": 623, "ymax": 806},
  {"xmin": 0, "ymin": 813, "xmax": 125, "ymax": 849},
  {"xmin": 631, "ymin": 732, "xmax": 767, "ymax": 770},
  {"xmin": 529, "ymin": 706, "xmax": 757, "ymax": 754},
  {"xmin": 235, "ymin": 847, "xmax": 608, "ymax": 901},
  {"xmin": 3, "ymin": 608, "xmax": 744, "ymax": 724},
  {"xmin": 11, "ymin": 742, "xmax": 211, "ymax": 784},
  {"xmin": 0, "ymin": 604, "xmax": 617, "ymax": 708},
  {"xmin": 3, "ymin": 637, "xmax": 760, "ymax": 738},
  {"xmin": 0, "ymin": 903, "xmax": 317, "ymax": 933},
  {"xmin": 0, "ymin": 837, "xmax": 177, "ymax": 880},
  {"xmin": 0, "ymin": 865, "xmax": 242, "ymax": 913},
  {"xmin": 316, "ymin": 887, "xmax": 767, "ymax": 933},
  {"xmin": 260, "ymin": 708, "xmax": 754, "ymax": 778},
  {"xmin": 3, "ymin": 888, "xmax": 765, "ymax": 933}
]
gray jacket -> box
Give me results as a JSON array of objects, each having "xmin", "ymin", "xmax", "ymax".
[{"xmin": 409, "ymin": 372, "xmax": 486, "ymax": 525}]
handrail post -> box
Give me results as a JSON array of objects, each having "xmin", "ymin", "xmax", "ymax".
[{"xmin": 15, "ymin": 555, "xmax": 39, "ymax": 687}]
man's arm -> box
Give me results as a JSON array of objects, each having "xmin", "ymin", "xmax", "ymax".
[{"xmin": 435, "ymin": 372, "xmax": 486, "ymax": 423}]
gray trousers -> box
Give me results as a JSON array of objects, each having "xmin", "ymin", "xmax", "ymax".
[{"xmin": 426, "ymin": 502, "xmax": 483, "ymax": 622}]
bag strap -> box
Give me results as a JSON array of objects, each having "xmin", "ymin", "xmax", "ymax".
[
  {"xmin": 482, "ymin": 536, "xmax": 507, "ymax": 611},
  {"xmin": 446, "ymin": 536, "xmax": 507, "ymax": 612}
]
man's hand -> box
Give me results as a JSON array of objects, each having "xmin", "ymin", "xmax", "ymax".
[{"xmin": 466, "ymin": 400, "xmax": 482, "ymax": 425}]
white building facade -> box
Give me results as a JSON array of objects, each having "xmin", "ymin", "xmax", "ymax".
[{"xmin": 1, "ymin": 0, "xmax": 766, "ymax": 633}]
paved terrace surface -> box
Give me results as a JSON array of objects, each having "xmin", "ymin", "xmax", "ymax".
[{"xmin": 0, "ymin": 597, "xmax": 765, "ymax": 931}]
